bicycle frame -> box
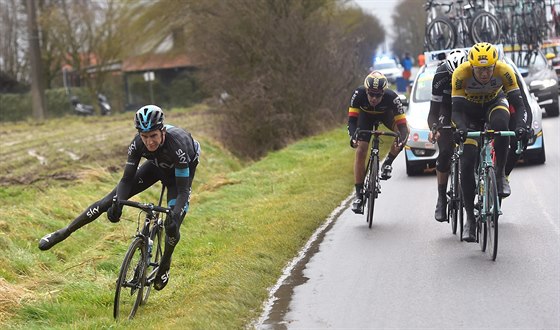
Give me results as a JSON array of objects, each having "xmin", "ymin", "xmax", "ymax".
[
  {"xmin": 461, "ymin": 129, "xmax": 521, "ymax": 260},
  {"xmin": 113, "ymin": 186, "xmax": 170, "ymax": 319},
  {"xmin": 355, "ymin": 122, "xmax": 399, "ymax": 228}
]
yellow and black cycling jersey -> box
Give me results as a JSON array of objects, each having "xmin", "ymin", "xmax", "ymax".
[{"xmin": 451, "ymin": 60, "xmax": 520, "ymax": 104}]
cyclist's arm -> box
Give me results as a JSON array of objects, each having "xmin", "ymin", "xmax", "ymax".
[
  {"xmin": 348, "ymin": 107, "xmax": 359, "ymax": 138},
  {"xmin": 451, "ymin": 69, "xmax": 468, "ymax": 131},
  {"xmin": 428, "ymin": 100, "xmax": 441, "ymax": 129},
  {"xmin": 513, "ymin": 71, "xmax": 533, "ymax": 126},
  {"xmin": 115, "ymin": 137, "xmax": 142, "ymax": 202},
  {"xmin": 172, "ymin": 166, "xmax": 191, "ymax": 216},
  {"xmin": 347, "ymin": 88, "xmax": 361, "ymax": 138},
  {"xmin": 501, "ymin": 64, "xmax": 528, "ymax": 128},
  {"xmin": 391, "ymin": 95, "xmax": 409, "ymax": 142},
  {"xmin": 506, "ymin": 89, "xmax": 527, "ymax": 128}
]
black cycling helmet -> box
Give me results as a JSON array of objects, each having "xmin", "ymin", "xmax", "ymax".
[
  {"xmin": 134, "ymin": 105, "xmax": 165, "ymax": 132},
  {"xmin": 364, "ymin": 71, "xmax": 388, "ymax": 93}
]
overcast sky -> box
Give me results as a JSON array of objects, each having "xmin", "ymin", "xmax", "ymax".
[{"xmin": 353, "ymin": 0, "xmax": 401, "ymax": 43}]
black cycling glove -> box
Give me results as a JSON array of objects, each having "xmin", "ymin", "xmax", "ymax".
[
  {"xmin": 107, "ymin": 203, "xmax": 123, "ymax": 223},
  {"xmin": 453, "ymin": 129, "xmax": 467, "ymax": 144}
]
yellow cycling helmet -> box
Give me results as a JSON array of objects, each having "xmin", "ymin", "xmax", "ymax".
[
  {"xmin": 468, "ymin": 42, "xmax": 498, "ymax": 67},
  {"xmin": 364, "ymin": 71, "xmax": 388, "ymax": 93}
]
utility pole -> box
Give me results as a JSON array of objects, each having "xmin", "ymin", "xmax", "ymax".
[{"xmin": 26, "ymin": 0, "xmax": 46, "ymax": 121}]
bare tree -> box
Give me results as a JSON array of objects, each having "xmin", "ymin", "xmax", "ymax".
[
  {"xmin": 0, "ymin": 0, "xmax": 30, "ymax": 84},
  {"xmin": 26, "ymin": 0, "xmax": 46, "ymax": 120},
  {"xmin": 391, "ymin": 0, "xmax": 426, "ymax": 59},
  {"xmin": 126, "ymin": 0, "xmax": 383, "ymax": 158}
]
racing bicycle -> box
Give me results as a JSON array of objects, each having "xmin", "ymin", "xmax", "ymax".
[
  {"xmin": 355, "ymin": 122, "xmax": 400, "ymax": 228},
  {"xmin": 432, "ymin": 125, "xmax": 464, "ymax": 237},
  {"xmin": 113, "ymin": 186, "xmax": 170, "ymax": 319},
  {"xmin": 461, "ymin": 129, "xmax": 522, "ymax": 261}
]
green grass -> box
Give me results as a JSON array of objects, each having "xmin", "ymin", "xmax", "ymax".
[{"xmin": 0, "ymin": 107, "xmax": 394, "ymax": 329}]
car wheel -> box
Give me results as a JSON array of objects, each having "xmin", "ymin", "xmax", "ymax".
[{"xmin": 545, "ymin": 99, "xmax": 559, "ymax": 117}]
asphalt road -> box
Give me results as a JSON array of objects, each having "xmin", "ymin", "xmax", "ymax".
[{"xmin": 257, "ymin": 115, "xmax": 559, "ymax": 329}]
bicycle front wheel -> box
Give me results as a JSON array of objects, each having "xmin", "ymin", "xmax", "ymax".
[
  {"xmin": 142, "ymin": 224, "xmax": 163, "ymax": 305},
  {"xmin": 114, "ymin": 237, "xmax": 146, "ymax": 320},
  {"xmin": 366, "ymin": 156, "xmax": 379, "ymax": 229},
  {"xmin": 485, "ymin": 167, "xmax": 500, "ymax": 261}
]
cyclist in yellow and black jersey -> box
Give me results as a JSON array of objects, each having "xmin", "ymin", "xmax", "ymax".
[
  {"xmin": 451, "ymin": 42, "xmax": 528, "ymax": 242},
  {"xmin": 347, "ymin": 71, "xmax": 409, "ymax": 214}
]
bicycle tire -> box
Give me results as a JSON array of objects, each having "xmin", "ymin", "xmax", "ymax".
[
  {"xmin": 485, "ymin": 167, "xmax": 499, "ymax": 261},
  {"xmin": 141, "ymin": 224, "xmax": 163, "ymax": 305},
  {"xmin": 425, "ymin": 16, "xmax": 456, "ymax": 51},
  {"xmin": 114, "ymin": 237, "xmax": 146, "ymax": 320},
  {"xmin": 470, "ymin": 11, "xmax": 501, "ymax": 44},
  {"xmin": 366, "ymin": 155, "xmax": 378, "ymax": 229},
  {"xmin": 458, "ymin": 188, "xmax": 464, "ymax": 241},
  {"xmin": 449, "ymin": 160, "xmax": 459, "ymax": 235}
]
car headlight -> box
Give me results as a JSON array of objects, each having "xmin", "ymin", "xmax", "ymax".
[{"xmin": 529, "ymin": 79, "xmax": 557, "ymax": 89}]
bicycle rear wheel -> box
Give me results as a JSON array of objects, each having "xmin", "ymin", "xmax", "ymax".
[
  {"xmin": 114, "ymin": 237, "xmax": 146, "ymax": 320},
  {"xmin": 366, "ymin": 156, "xmax": 379, "ymax": 229},
  {"xmin": 142, "ymin": 224, "xmax": 163, "ymax": 305},
  {"xmin": 485, "ymin": 168, "xmax": 499, "ymax": 261}
]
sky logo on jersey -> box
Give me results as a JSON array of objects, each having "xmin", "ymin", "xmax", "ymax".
[
  {"xmin": 128, "ymin": 141, "xmax": 136, "ymax": 156},
  {"xmin": 87, "ymin": 206, "xmax": 99, "ymax": 218},
  {"xmin": 176, "ymin": 149, "xmax": 187, "ymax": 164}
]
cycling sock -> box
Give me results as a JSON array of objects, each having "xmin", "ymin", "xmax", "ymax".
[
  {"xmin": 355, "ymin": 183, "xmax": 364, "ymax": 196},
  {"xmin": 438, "ymin": 183, "xmax": 447, "ymax": 199},
  {"xmin": 384, "ymin": 154, "xmax": 396, "ymax": 166}
]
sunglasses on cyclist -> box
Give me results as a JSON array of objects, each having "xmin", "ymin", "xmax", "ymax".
[
  {"xmin": 367, "ymin": 92, "xmax": 384, "ymax": 99},
  {"xmin": 473, "ymin": 65, "xmax": 495, "ymax": 74}
]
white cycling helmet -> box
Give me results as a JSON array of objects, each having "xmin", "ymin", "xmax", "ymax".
[{"xmin": 445, "ymin": 49, "xmax": 468, "ymax": 74}]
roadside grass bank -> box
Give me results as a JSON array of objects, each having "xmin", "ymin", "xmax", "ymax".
[{"xmin": 0, "ymin": 110, "xmax": 393, "ymax": 329}]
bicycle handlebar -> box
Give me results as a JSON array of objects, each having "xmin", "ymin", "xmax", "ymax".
[
  {"xmin": 117, "ymin": 199, "xmax": 171, "ymax": 214},
  {"xmin": 462, "ymin": 130, "xmax": 524, "ymax": 155},
  {"xmin": 355, "ymin": 129, "xmax": 400, "ymax": 139},
  {"xmin": 466, "ymin": 130, "xmax": 516, "ymax": 138}
]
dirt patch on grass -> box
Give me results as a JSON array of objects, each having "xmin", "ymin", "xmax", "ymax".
[{"xmin": 0, "ymin": 278, "xmax": 32, "ymax": 324}]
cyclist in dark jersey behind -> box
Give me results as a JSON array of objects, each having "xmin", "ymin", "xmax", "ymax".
[
  {"xmin": 38, "ymin": 105, "xmax": 200, "ymax": 290},
  {"xmin": 348, "ymin": 71, "xmax": 409, "ymax": 214},
  {"xmin": 428, "ymin": 49, "xmax": 468, "ymax": 222},
  {"xmin": 429, "ymin": 48, "xmax": 532, "ymax": 223}
]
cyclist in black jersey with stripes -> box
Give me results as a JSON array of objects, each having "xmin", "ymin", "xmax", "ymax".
[
  {"xmin": 38, "ymin": 105, "xmax": 200, "ymax": 290},
  {"xmin": 347, "ymin": 71, "xmax": 409, "ymax": 214}
]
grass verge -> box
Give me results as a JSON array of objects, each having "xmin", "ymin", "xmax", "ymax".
[{"xmin": 0, "ymin": 110, "xmax": 393, "ymax": 329}]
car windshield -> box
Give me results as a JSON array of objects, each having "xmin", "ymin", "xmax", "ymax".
[
  {"xmin": 374, "ymin": 62, "xmax": 398, "ymax": 70},
  {"xmin": 504, "ymin": 50, "xmax": 547, "ymax": 70},
  {"xmin": 412, "ymin": 65, "xmax": 438, "ymax": 103}
]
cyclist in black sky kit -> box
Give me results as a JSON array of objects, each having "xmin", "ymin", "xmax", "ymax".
[
  {"xmin": 347, "ymin": 71, "xmax": 409, "ymax": 214},
  {"xmin": 38, "ymin": 105, "xmax": 200, "ymax": 290}
]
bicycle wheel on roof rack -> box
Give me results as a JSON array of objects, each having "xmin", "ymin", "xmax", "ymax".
[
  {"xmin": 426, "ymin": 16, "xmax": 456, "ymax": 51},
  {"xmin": 470, "ymin": 11, "xmax": 501, "ymax": 45}
]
